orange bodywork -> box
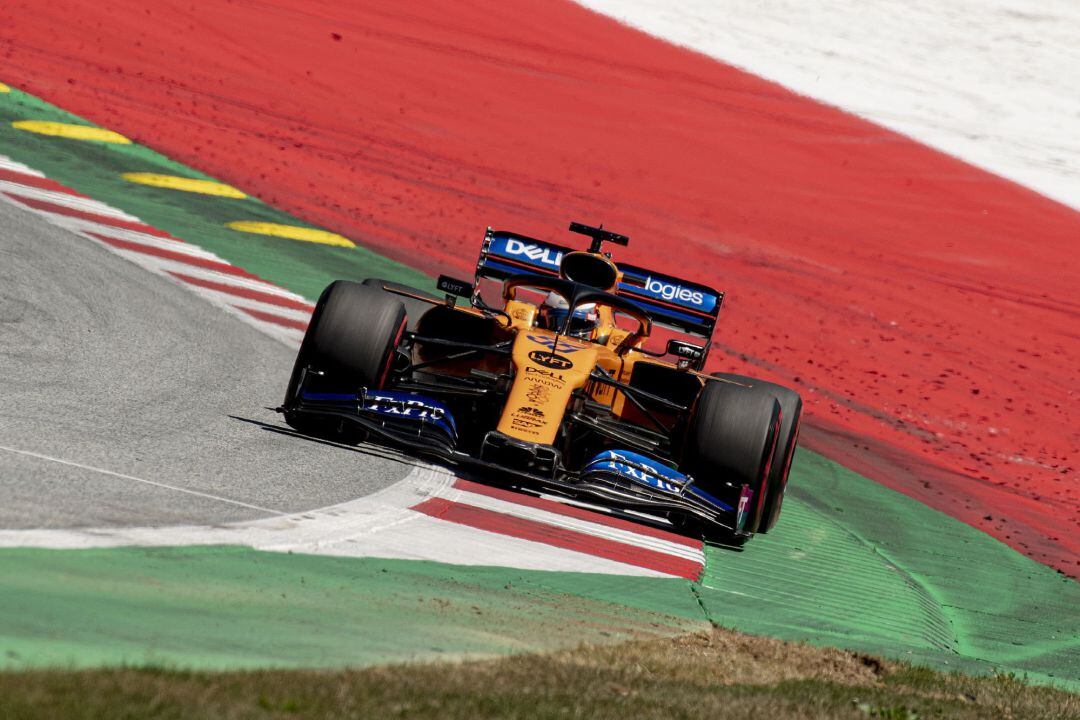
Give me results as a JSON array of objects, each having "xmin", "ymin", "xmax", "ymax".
[{"xmin": 494, "ymin": 292, "xmax": 658, "ymax": 445}]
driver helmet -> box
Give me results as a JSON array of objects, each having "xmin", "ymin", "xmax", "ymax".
[{"xmin": 539, "ymin": 292, "xmax": 599, "ymax": 339}]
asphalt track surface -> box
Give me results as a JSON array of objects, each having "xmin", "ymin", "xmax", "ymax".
[
  {"xmin": 3, "ymin": 0, "xmax": 1074, "ymax": 574},
  {"xmin": 0, "ymin": 198, "xmax": 410, "ymax": 529}
]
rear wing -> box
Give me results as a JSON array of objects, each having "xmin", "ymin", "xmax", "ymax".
[{"xmin": 476, "ymin": 229, "xmax": 723, "ymax": 338}]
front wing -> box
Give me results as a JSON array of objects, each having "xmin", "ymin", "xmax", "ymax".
[{"xmin": 281, "ymin": 385, "xmax": 752, "ymax": 539}]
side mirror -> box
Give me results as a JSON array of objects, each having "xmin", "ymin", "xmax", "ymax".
[{"xmin": 436, "ymin": 275, "xmax": 474, "ymax": 305}]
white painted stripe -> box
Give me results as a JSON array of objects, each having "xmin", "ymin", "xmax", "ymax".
[
  {"xmin": 0, "ymin": 444, "xmax": 285, "ymax": 515},
  {"xmin": 102, "ymin": 247, "xmax": 313, "ymax": 321},
  {"xmin": 0, "ymin": 180, "xmax": 142, "ymax": 221},
  {"xmin": 51, "ymin": 217, "xmax": 222, "ymax": 260},
  {"xmin": 179, "ymin": 282, "xmax": 313, "ymax": 323},
  {"xmin": 164, "ymin": 265, "xmax": 313, "ymax": 304},
  {"xmin": 74, "ymin": 228, "xmax": 222, "ymax": 266},
  {"xmin": 67, "ymin": 238, "xmax": 307, "ymax": 349},
  {"xmin": 0, "ymin": 463, "xmax": 669, "ymax": 576},
  {"xmin": 446, "ymin": 487, "xmax": 704, "ymax": 563},
  {"xmin": 363, "ymin": 513, "xmax": 673, "ymax": 576},
  {"xmin": 0, "ymin": 156, "xmax": 45, "ymax": 177},
  {"xmin": 71, "ymin": 230, "xmax": 312, "ymax": 302}
]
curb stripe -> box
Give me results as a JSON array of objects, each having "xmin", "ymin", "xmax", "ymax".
[
  {"xmin": 87, "ymin": 232, "xmax": 261, "ymax": 278},
  {"xmin": 237, "ymin": 306, "xmax": 309, "ymax": 332},
  {"xmin": 413, "ymin": 497, "xmax": 702, "ymax": 579},
  {"xmin": 0, "ymin": 168, "xmax": 90, "ymax": 196},
  {"xmin": 0, "ymin": 156, "xmax": 43, "ymax": 176},
  {"xmin": 0, "ymin": 153, "xmax": 308, "ymax": 350},
  {"xmin": 6, "ymin": 195, "xmax": 172, "ymax": 237},
  {"xmin": 149, "ymin": 262, "xmax": 311, "ymax": 301},
  {"xmin": 448, "ymin": 487, "xmax": 704, "ymax": 562},
  {"xmin": 170, "ymin": 281, "xmax": 314, "ymax": 324},
  {"xmin": 453, "ymin": 478, "xmax": 703, "ymax": 551},
  {"xmin": 59, "ymin": 221, "xmax": 222, "ymax": 261},
  {"xmin": 0, "ymin": 181, "xmax": 140, "ymax": 220},
  {"xmin": 166, "ymin": 271, "xmax": 315, "ymax": 312}
]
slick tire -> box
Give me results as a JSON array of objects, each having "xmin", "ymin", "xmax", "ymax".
[
  {"xmin": 284, "ymin": 281, "xmax": 406, "ymax": 439},
  {"xmin": 684, "ymin": 379, "xmax": 781, "ymax": 538},
  {"xmin": 361, "ymin": 278, "xmax": 439, "ymax": 332},
  {"xmin": 712, "ymin": 373, "xmax": 802, "ymax": 533}
]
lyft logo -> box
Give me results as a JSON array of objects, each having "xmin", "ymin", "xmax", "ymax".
[
  {"xmin": 645, "ymin": 276, "xmax": 706, "ymax": 307},
  {"xmin": 504, "ymin": 238, "xmax": 563, "ymax": 268}
]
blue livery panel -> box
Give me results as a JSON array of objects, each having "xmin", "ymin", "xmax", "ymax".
[
  {"xmin": 302, "ymin": 389, "xmax": 457, "ymax": 443},
  {"xmin": 476, "ymin": 230, "xmax": 722, "ymax": 337}
]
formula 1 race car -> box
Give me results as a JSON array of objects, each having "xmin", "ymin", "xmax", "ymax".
[{"xmin": 280, "ymin": 222, "xmax": 802, "ymax": 542}]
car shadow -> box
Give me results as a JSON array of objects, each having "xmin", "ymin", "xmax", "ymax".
[{"xmin": 228, "ymin": 414, "xmax": 429, "ymax": 470}]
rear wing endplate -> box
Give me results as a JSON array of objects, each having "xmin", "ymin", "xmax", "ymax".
[{"xmin": 476, "ymin": 229, "xmax": 723, "ymax": 337}]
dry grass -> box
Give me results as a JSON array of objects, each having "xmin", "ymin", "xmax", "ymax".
[{"xmin": 0, "ymin": 627, "xmax": 1075, "ymax": 719}]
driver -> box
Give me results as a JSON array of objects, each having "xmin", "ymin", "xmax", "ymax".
[{"xmin": 538, "ymin": 292, "xmax": 599, "ymax": 340}]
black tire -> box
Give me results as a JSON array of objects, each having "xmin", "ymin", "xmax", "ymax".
[
  {"xmin": 361, "ymin": 278, "xmax": 438, "ymax": 332},
  {"xmin": 712, "ymin": 373, "xmax": 802, "ymax": 533},
  {"xmin": 283, "ymin": 281, "xmax": 406, "ymax": 436},
  {"xmin": 683, "ymin": 380, "xmax": 781, "ymax": 537}
]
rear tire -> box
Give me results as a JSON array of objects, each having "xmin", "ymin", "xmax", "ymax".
[
  {"xmin": 683, "ymin": 380, "xmax": 781, "ymax": 538},
  {"xmin": 712, "ymin": 373, "xmax": 802, "ymax": 533},
  {"xmin": 284, "ymin": 281, "xmax": 406, "ymax": 439}
]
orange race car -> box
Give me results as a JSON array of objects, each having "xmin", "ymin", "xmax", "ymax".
[{"xmin": 280, "ymin": 223, "xmax": 801, "ymax": 543}]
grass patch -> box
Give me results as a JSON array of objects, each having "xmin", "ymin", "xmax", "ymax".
[{"xmin": 0, "ymin": 628, "xmax": 1075, "ymax": 719}]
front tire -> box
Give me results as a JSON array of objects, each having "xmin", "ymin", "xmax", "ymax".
[
  {"xmin": 712, "ymin": 373, "xmax": 802, "ymax": 533},
  {"xmin": 683, "ymin": 379, "xmax": 781, "ymax": 538},
  {"xmin": 284, "ymin": 281, "xmax": 406, "ymax": 438}
]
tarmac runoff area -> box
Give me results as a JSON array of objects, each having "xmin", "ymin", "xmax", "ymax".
[{"xmin": 0, "ymin": 195, "xmax": 414, "ymax": 529}]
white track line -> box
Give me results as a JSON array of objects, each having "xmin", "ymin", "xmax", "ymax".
[
  {"xmin": 53, "ymin": 218, "xmax": 223, "ymax": 260},
  {"xmin": 159, "ymin": 281, "xmax": 313, "ymax": 323},
  {"xmin": 0, "ymin": 444, "xmax": 285, "ymax": 515},
  {"xmin": 0, "ymin": 180, "xmax": 141, "ymax": 220},
  {"xmin": 160, "ymin": 265, "xmax": 313, "ymax": 302},
  {"xmin": 0, "ymin": 156, "xmax": 44, "ymax": 176},
  {"xmin": 0, "ymin": 463, "xmax": 673, "ymax": 575}
]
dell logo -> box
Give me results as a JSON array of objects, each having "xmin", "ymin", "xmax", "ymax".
[{"xmin": 505, "ymin": 238, "xmax": 563, "ymax": 268}]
